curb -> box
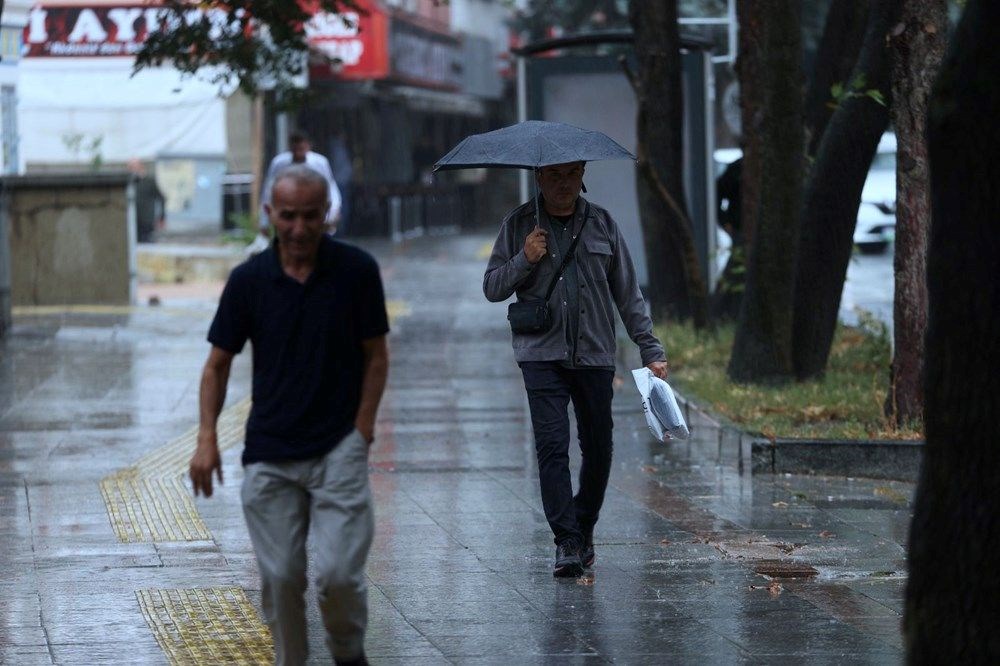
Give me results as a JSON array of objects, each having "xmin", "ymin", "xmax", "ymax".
[
  {"xmin": 673, "ymin": 389, "xmax": 923, "ymax": 482},
  {"xmin": 137, "ymin": 243, "xmax": 244, "ymax": 284}
]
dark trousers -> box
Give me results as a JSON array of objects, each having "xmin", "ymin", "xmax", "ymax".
[{"xmin": 520, "ymin": 362, "xmax": 615, "ymax": 547}]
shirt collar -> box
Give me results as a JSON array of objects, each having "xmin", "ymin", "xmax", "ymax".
[
  {"xmin": 532, "ymin": 195, "xmax": 588, "ymax": 235},
  {"xmin": 266, "ymin": 235, "xmax": 335, "ymax": 283}
]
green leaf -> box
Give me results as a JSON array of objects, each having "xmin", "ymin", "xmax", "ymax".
[{"xmin": 866, "ymin": 89, "xmax": 887, "ymax": 106}]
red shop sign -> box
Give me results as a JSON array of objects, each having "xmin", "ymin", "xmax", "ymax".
[
  {"xmin": 23, "ymin": 4, "xmax": 168, "ymax": 57},
  {"xmin": 304, "ymin": 0, "xmax": 389, "ymax": 81}
]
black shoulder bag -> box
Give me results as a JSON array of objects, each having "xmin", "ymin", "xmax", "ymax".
[{"xmin": 507, "ymin": 205, "xmax": 588, "ymax": 335}]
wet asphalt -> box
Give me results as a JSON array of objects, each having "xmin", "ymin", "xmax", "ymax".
[{"xmin": 0, "ymin": 233, "xmax": 913, "ymax": 664}]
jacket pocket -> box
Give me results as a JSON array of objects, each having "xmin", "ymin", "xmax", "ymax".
[
  {"xmin": 584, "ymin": 238, "xmax": 612, "ymax": 255},
  {"xmin": 583, "ymin": 237, "xmax": 612, "ymax": 274}
]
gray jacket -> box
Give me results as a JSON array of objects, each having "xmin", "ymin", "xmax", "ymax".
[{"xmin": 483, "ymin": 196, "xmax": 666, "ymax": 367}]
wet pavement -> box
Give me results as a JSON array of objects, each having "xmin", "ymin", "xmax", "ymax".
[{"xmin": 0, "ymin": 233, "xmax": 913, "ymax": 664}]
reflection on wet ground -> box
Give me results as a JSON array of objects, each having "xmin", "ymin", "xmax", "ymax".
[{"xmin": 0, "ymin": 234, "xmax": 912, "ymax": 664}]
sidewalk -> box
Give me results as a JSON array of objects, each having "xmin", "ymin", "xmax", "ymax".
[{"xmin": 0, "ymin": 233, "xmax": 912, "ymax": 664}]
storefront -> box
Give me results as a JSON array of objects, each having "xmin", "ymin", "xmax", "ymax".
[
  {"xmin": 18, "ymin": 2, "xmax": 231, "ymax": 235},
  {"xmin": 297, "ymin": 0, "xmax": 511, "ymax": 237}
]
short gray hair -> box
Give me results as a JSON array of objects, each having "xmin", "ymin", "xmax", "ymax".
[{"xmin": 272, "ymin": 164, "xmax": 330, "ymax": 203}]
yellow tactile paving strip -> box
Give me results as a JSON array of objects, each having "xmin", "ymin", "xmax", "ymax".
[
  {"xmin": 386, "ymin": 298, "xmax": 412, "ymax": 321},
  {"xmin": 101, "ymin": 397, "xmax": 252, "ymax": 543},
  {"xmin": 136, "ymin": 587, "xmax": 272, "ymax": 665}
]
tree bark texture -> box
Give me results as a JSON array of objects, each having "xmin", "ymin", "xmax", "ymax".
[
  {"xmin": 792, "ymin": 0, "xmax": 903, "ymax": 380},
  {"xmin": 904, "ymin": 1, "xmax": 1000, "ymax": 659},
  {"xmin": 727, "ymin": 0, "xmax": 804, "ymax": 383},
  {"xmin": 715, "ymin": 0, "xmax": 869, "ymax": 323},
  {"xmin": 628, "ymin": 1, "xmax": 707, "ymax": 327},
  {"xmin": 885, "ymin": 0, "xmax": 947, "ymax": 426},
  {"xmin": 804, "ymin": 0, "xmax": 871, "ymax": 157},
  {"xmin": 735, "ymin": 0, "xmax": 763, "ymax": 249}
]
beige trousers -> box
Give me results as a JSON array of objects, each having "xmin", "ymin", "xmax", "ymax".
[{"xmin": 241, "ymin": 429, "xmax": 374, "ymax": 665}]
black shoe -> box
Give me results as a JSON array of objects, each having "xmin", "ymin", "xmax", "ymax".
[
  {"xmin": 581, "ymin": 530, "xmax": 595, "ymax": 568},
  {"xmin": 553, "ymin": 541, "xmax": 583, "ymax": 578},
  {"xmin": 335, "ymin": 655, "xmax": 368, "ymax": 666}
]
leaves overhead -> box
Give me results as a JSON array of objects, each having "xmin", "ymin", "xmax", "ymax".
[
  {"xmin": 133, "ymin": 0, "xmax": 361, "ymax": 97},
  {"xmin": 510, "ymin": 0, "xmax": 630, "ymax": 41}
]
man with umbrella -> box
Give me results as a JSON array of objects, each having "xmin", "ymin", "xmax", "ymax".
[{"xmin": 468, "ymin": 125, "xmax": 668, "ymax": 577}]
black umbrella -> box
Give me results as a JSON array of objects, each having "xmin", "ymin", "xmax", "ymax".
[{"xmin": 433, "ymin": 120, "xmax": 635, "ymax": 171}]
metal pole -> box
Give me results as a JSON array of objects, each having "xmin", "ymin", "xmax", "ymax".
[
  {"xmin": 0, "ymin": 181, "xmax": 12, "ymax": 337},
  {"xmin": 517, "ymin": 54, "xmax": 529, "ymax": 204},
  {"xmin": 126, "ymin": 179, "xmax": 138, "ymax": 305}
]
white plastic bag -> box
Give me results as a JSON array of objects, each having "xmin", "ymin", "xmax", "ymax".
[{"xmin": 631, "ymin": 367, "xmax": 689, "ymax": 441}]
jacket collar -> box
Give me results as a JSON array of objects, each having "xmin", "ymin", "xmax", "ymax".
[{"xmin": 530, "ymin": 195, "xmax": 589, "ymax": 237}]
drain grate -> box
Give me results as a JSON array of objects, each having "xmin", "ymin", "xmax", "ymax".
[{"xmin": 753, "ymin": 559, "xmax": 819, "ymax": 578}]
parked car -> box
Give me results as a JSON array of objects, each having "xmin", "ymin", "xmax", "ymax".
[
  {"xmin": 854, "ymin": 132, "xmax": 897, "ymax": 255},
  {"xmin": 713, "ymin": 132, "xmax": 898, "ymax": 255}
]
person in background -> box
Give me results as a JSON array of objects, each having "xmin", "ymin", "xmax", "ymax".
[
  {"xmin": 483, "ymin": 160, "xmax": 668, "ymax": 578},
  {"xmin": 248, "ymin": 130, "xmax": 342, "ymax": 254},
  {"xmin": 328, "ymin": 131, "xmax": 354, "ymax": 236},
  {"xmin": 126, "ymin": 158, "xmax": 165, "ymax": 242}
]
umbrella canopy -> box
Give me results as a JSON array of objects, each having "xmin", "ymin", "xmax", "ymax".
[{"xmin": 433, "ymin": 120, "xmax": 635, "ymax": 171}]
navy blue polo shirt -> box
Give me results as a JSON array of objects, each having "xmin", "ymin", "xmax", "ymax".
[{"xmin": 208, "ymin": 236, "xmax": 389, "ymax": 465}]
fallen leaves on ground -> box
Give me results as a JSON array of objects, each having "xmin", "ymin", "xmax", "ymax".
[
  {"xmin": 819, "ymin": 530, "xmax": 836, "ymax": 539},
  {"xmin": 576, "ymin": 574, "xmax": 595, "ymax": 586},
  {"xmin": 748, "ymin": 580, "xmax": 784, "ymax": 597},
  {"xmin": 874, "ymin": 486, "xmax": 910, "ymax": 505}
]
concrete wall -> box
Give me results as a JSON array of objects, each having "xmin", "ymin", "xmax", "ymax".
[
  {"xmin": 226, "ymin": 91, "xmax": 255, "ymax": 174},
  {"xmin": 2, "ymin": 174, "xmax": 135, "ymax": 306}
]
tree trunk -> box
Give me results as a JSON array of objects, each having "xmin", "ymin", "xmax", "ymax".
[
  {"xmin": 904, "ymin": 1, "xmax": 1000, "ymax": 659},
  {"xmin": 716, "ymin": 0, "xmax": 869, "ymax": 323},
  {"xmin": 727, "ymin": 0, "xmax": 804, "ymax": 383},
  {"xmin": 735, "ymin": 0, "xmax": 763, "ymax": 250},
  {"xmin": 628, "ymin": 1, "xmax": 707, "ymax": 327},
  {"xmin": 804, "ymin": 0, "xmax": 871, "ymax": 157},
  {"xmin": 792, "ymin": 0, "xmax": 903, "ymax": 380},
  {"xmin": 885, "ymin": 0, "xmax": 947, "ymax": 426}
]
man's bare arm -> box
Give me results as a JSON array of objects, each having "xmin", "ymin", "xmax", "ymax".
[
  {"xmin": 189, "ymin": 346, "xmax": 234, "ymax": 497},
  {"xmin": 355, "ymin": 335, "xmax": 389, "ymax": 444}
]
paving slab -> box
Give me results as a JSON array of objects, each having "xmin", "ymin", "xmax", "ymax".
[{"xmin": 0, "ymin": 233, "xmax": 913, "ymax": 664}]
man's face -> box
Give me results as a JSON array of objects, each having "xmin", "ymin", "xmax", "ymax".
[
  {"xmin": 266, "ymin": 178, "xmax": 329, "ymax": 262},
  {"xmin": 290, "ymin": 140, "xmax": 310, "ymax": 163},
  {"xmin": 536, "ymin": 162, "xmax": 585, "ymax": 213}
]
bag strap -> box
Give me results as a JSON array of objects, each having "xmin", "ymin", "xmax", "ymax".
[{"xmin": 542, "ymin": 201, "xmax": 590, "ymax": 302}]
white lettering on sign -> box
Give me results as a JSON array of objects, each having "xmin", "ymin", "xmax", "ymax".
[
  {"xmin": 23, "ymin": 4, "xmax": 248, "ymax": 57},
  {"xmin": 28, "ymin": 8, "xmax": 48, "ymax": 43},
  {"xmin": 107, "ymin": 7, "xmax": 143, "ymax": 41},
  {"xmin": 313, "ymin": 39, "xmax": 364, "ymax": 66},
  {"xmin": 67, "ymin": 9, "xmax": 108, "ymax": 42},
  {"xmin": 306, "ymin": 12, "xmax": 360, "ymax": 38}
]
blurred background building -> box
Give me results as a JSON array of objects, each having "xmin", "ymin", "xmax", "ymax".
[{"xmin": 7, "ymin": 0, "xmax": 519, "ymax": 239}]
